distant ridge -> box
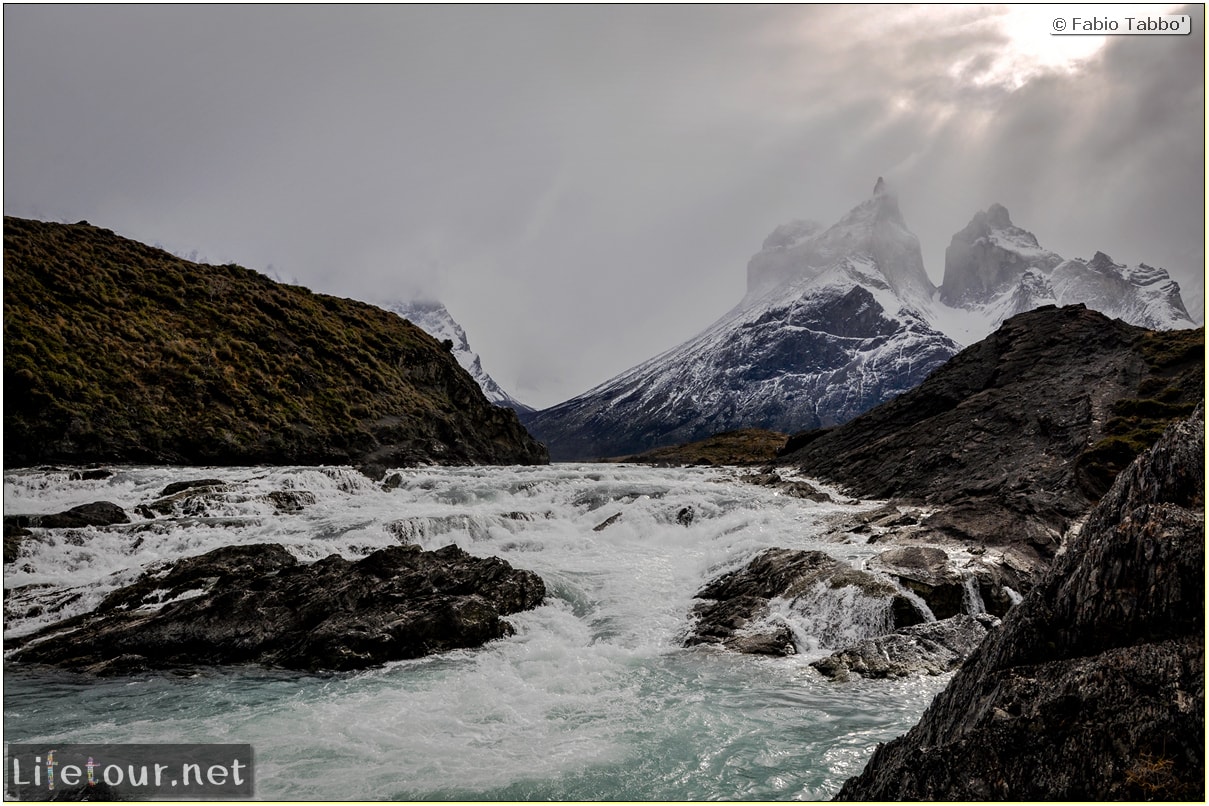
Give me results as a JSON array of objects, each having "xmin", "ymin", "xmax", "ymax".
[{"xmin": 525, "ymin": 185, "xmax": 1197, "ymax": 461}]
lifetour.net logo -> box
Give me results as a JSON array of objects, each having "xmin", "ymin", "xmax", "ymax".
[{"xmin": 5, "ymin": 744, "xmax": 254, "ymax": 800}]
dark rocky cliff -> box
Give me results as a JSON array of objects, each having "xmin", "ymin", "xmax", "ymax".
[
  {"xmin": 3, "ymin": 217, "xmax": 548, "ymax": 467},
  {"xmin": 834, "ymin": 406, "xmax": 1204, "ymax": 801},
  {"xmin": 779, "ymin": 305, "xmax": 1202, "ymax": 563}
]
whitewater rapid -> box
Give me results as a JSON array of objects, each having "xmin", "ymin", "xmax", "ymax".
[{"xmin": 4, "ymin": 464, "xmax": 950, "ymax": 799}]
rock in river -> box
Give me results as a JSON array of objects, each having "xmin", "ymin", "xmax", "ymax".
[
  {"xmin": 685, "ymin": 547, "xmax": 927, "ymax": 655},
  {"xmin": 10, "ymin": 543, "xmax": 546, "ymax": 674},
  {"xmin": 811, "ymin": 613, "xmax": 999, "ymax": 681}
]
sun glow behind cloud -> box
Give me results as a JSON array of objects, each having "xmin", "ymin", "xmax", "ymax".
[{"xmin": 936, "ymin": 4, "xmax": 1188, "ymax": 90}]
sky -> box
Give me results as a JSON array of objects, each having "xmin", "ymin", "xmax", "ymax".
[{"xmin": 5, "ymin": 3, "xmax": 1204, "ymax": 409}]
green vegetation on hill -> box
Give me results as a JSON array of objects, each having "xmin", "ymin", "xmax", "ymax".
[
  {"xmin": 3, "ymin": 217, "xmax": 548, "ymax": 467},
  {"xmin": 1075, "ymin": 327, "xmax": 1204, "ymax": 496},
  {"xmin": 620, "ymin": 428, "xmax": 788, "ymax": 466}
]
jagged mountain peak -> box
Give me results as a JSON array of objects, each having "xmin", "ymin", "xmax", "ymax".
[
  {"xmin": 941, "ymin": 204, "xmax": 1194, "ymax": 336},
  {"xmin": 1086, "ymin": 251, "xmax": 1118, "ymax": 272},
  {"xmin": 380, "ymin": 299, "xmax": 534, "ymax": 415},
  {"xmin": 984, "ymin": 202, "xmax": 1012, "ymax": 229},
  {"xmin": 942, "ymin": 204, "xmax": 1065, "ymax": 308},
  {"xmin": 746, "ymin": 181, "xmax": 935, "ymax": 309},
  {"xmin": 527, "ymin": 181, "xmax": 957, "ymax": 460},
  {"xmin": 760, "ymin": 219, "xmax": 824, "ymax": 251}
]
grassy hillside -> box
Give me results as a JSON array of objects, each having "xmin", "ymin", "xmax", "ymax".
[
  {"xmin": 619, "ymin": 428, "xmax": 788, "ymax": 466},
  {"xmin": 3, "ymin": 217, "xmax": 547, "ymax": 467}
]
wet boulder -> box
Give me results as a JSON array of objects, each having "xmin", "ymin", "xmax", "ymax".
[
  {"xmin": 811, "ymin": 613, "xmax": 1000, "ymax": 681},
  {"xmin": 159, "ymin": 479, "xmax": 226, "ymax": 497},
  {"xmin": 22, "ymin": 501, "xmax": 130, "ymax": 529},
  {"xmin": 685, "ymin": 547, "xmax": 926, "ymax": 655},
  {"xmin": 868, "ymin": 546, "xmax": 966, "ymax": 619},
  {"xmin": 3, "ymin": 501, "xmax": 131, "ymax": 565},
  {"xmin": 10, "ymin": 542, "xmax": 547, "ymax": 674},
  {"xmin": 136, "ymin": 484, "xmax": 231, "ymax": 517}
]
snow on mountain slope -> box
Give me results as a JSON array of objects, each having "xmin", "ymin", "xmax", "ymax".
[
  {"xmin": 940, "ymin": 205, "xmax": 1194, "ymax": 340},
  {"xmin": 380, "ymin": 300, "xmax": 534, "ymax": 415},
  {"xmin": 525, "ymin": 180, "xmax": 959, "ymax": 460},
  {"xmin": 1049, "ymin": 252, "xmax": 1194, "ymax": 330}
]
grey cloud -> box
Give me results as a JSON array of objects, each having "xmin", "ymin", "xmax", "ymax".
[{"xmin": 5, "ymin": 4, "xmax": 1202, "ymax": 409}]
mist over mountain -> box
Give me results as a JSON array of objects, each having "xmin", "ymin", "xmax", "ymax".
[
  {"xmin": 940, "ymin": 203, "xmax": 1195, "ymax": 341},
  {"xmin": 525, "ymin": 182, "xmax": 1197, "ymax": 461},
  {"xmin": 524, "ymin": 180, "xmax": 961, "ymax": 460}
]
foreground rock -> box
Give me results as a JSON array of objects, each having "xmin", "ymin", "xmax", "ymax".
[
  {"xmin": 685, "ymin": 548, "xmax": 926, "ymax": 655},
  {"xmin": 811, "ymin": 614, "xmax": 999, "ymax": 681},
  {"xmin": 835, "ymin": 408, "xmax": 1204, "ymax": 801},
  {"xmin": 10, "ymin": 543, "xmax": 546, "ymax": 674},
  {"xmin": 5, "ymin": 500, "xmax": 130, "ymax": 530}
]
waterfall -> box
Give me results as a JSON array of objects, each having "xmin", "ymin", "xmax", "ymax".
[
  {"xmin": 772, "ymin": 582, "xmax": 899, "ymax": 650},
  {"xmin": 891, "ymin": 581, "xmax": 936, "ymax": 623},
  {"xmin": 961, "ymin": 575, "xmax": 987, "ymax": 615}
]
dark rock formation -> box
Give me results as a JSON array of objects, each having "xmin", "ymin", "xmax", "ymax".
[
  {"xmin": 4, "ymin": 217, "xmax": 548, "ymax": 468},
  {"xmin": 811, "ymin": 613, "xmax": 999, "ymax": 681},
  {"xmin": 780, "ymin": 306, "xmax": 1203, "ymax": 564},
  {"xmin": 23, "ymin": 501, "xmax": 130, "ymax": 529},
  {"xmin": 834, "ymin": 408, "xmax": 1204, "ymax": 801},
  {"xmin": 4, "ymin": 501, "xmax": 132, "ymax": 563},
  {"xmin": 10, "ymin": 542, "xmax": 547, "ymax": 674},
  {"xmin": 160, "ymin": 479, "xmax": 225, "ymax": 497},
  {"xmin": 742, "ymin": 471, "xmax": 834, "ymax": 502},
  {"xmin": 3, "ymin": 522, "xmax": 30, "ymax": 564},
  {"xmin": 868, "ymin": 546, "xmax": 966, "ymax": 619},
  {"xmin": 685, "ymin": 548, "xmax": 926, "ymax": 655},
  {"xmin": 592, "ymin": 513, "xmax": 623, "ymax": 532}
]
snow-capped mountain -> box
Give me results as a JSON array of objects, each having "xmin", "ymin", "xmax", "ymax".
[
  {"xmin": 748, "ymin": 176, "xmax": 936, "ymax": 312},
  {"xmin": 524, "ymin": 179, "xmax": 961, "ymax": 460},
  {"xmin": 940, "ymin": 204, "xmax": 1194, "ymax": 338},
  {"xmin": 381, "ymin": 300, "xmax": 534, "ymax": 415}
]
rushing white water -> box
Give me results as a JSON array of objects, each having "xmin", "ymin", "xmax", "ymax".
[
  {"xmin": 3, "ymin": 464, "xmax": 951, "ymax": 800},
  {"xmin": 961, "ymin": 575, "xmax": 988, "ymax": 615}
]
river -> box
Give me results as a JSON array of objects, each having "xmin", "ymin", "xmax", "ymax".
[{"xmin": 3, "ymin": 464, "xmax": 949, "ymax": 800}]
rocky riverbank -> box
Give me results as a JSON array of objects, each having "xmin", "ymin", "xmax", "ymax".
[
  {"xmin": 834, "ymin": 407, "xmax": 1204, "ymax": 800},
  {"xmin": 778, "ymin": 306, "xmax": 1202, "ymax": 573}
]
